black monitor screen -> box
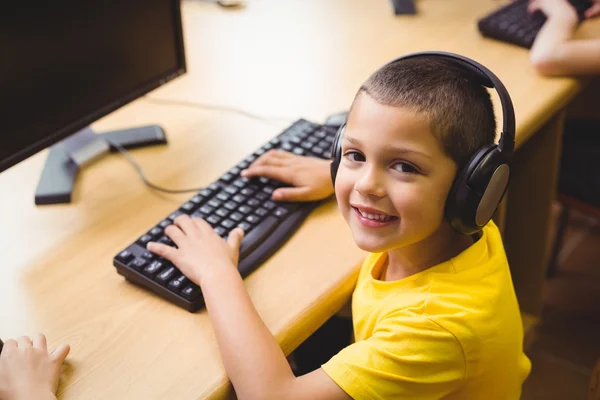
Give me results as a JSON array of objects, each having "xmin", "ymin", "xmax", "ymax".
[{"xmin": 0, "ymin": 0, "xmax": 185, "ymax": 173}]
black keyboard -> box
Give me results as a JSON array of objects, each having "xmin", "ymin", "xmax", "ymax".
[
  {"xmin": 113, "ymin": 119, "xmax": 337, "ymax": 312},
  {"xmin": 478, "ymin": 0, "xmax": 591, "ymax": 49}
]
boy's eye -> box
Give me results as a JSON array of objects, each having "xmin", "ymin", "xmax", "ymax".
[
  {"xmin": 344, "ymin": 151, "xmax": 366, "ymax": 162},
  {"xmin": 392, "ymin": 162, "xmax": 418, "ymax": 174}
]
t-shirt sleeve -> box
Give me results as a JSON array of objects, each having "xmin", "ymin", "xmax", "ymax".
[{"xmin": 321, "ymin": 314, "xmax": 465, "ymax": 400}]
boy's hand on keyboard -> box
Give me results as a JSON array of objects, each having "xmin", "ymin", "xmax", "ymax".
[
  {"xmin": 147, "ymin": 215, "xmax": 244, "ymax": 286},
  {"xmin": 240, "ymin": 150, "xmax": 334, "ymax": 202},
  {"xmin": 528, "ymin": 0, "xmax": 578, "ymax": 21}
]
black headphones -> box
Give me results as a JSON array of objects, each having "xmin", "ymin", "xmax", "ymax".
[{"xmin": 330, "ymin": 51, "xmax": 515, "ymax": 235}]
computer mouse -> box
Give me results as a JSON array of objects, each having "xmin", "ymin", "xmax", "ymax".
[{"xmin": 324, "ymin": 111, "xmax": 348, "ymax": 130}]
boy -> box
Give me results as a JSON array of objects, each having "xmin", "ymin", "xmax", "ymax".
[{"xmin": 147, "ymin": 54, "xmax": 531, "ymax": 399}]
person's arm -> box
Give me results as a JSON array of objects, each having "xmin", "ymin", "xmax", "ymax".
[
  {"xmin": 148, "ymin": 219, "xmax": 350, "ymax": 400},
  {"xmin": 147, "ymin": 154, "xmax": 349, "ymax": 399},
  {"xmin": 529, "ymin": 0, "xmax": 600, "ymax": 76},
  {"xmin": 0, "ymin": 334, "xmax": 70, "ymax": 400}
]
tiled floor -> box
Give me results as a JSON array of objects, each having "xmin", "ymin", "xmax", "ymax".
[{"xmin": 522, "ymin": 208, "xmax": 600, "ymax": 399}]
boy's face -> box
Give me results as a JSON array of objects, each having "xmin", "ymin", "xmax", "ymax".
[{"xmin": 335, "ymin": 92, "xmax": 458, "ymax": 253}]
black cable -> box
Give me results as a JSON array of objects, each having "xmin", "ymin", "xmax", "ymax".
[
  {"xmin": 143, "ymin": 96, "xmax": 296, "ymax": 125},
  {"xmin": 106, "ymin": 139, "xmax": 204, "ymax": 194}
]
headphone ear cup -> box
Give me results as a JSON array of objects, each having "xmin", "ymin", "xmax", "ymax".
[
  {"xmin": 445, "ymin": 145, "xmax": 510, "ymax": 235},
  {"xmin": 330, "ymin": 124, "xmax": 345, "ymax": 187}
]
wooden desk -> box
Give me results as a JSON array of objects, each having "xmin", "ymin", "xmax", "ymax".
[{"xmin": 1, "ymin": 0, "xmax": 597, "ymax": 398}]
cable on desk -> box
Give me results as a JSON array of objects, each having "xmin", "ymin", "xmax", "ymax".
[
  {"xmin": 143, "ymin": 96, "xmax": 296, "ymax": 125},
  {"xmin": 105, "ymin": 139, "xmax": 204, "ymax": 194}
]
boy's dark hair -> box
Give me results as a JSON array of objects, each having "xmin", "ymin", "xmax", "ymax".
[{"xmin": 358, "ymin": 56, "xmax": 497, "ymax": 169}]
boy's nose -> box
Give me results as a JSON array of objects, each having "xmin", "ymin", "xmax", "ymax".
[{"xmin": 354, "ymin": 166, "xmax": 386, "ymax": 198}]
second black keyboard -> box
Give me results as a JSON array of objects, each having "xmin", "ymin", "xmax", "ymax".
[
  {"xmin": 113, "ymin": 119, "xmax": 338, "ymax": 312},
  {"xmin": 478, "ymin": 0, "xmax": 592, "ymax": 49}
]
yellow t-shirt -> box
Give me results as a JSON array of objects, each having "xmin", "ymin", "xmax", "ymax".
[{"xmin": 322, "ymin": 221, "xmax": 531, "ymax": 399}]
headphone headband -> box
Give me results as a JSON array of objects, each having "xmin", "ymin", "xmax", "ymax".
[{"xmin": 383, "ymin": 51, "xmax": 515, "ymax": 154}]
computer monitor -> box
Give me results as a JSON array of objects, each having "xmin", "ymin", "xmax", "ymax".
[{"xmin": 1, "ymin": 0, "xmax": 186, "ymax": 204}]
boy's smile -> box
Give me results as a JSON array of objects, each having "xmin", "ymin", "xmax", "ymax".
[{"xmin": 335, "ymin": 92, "xmax": 469, "ymax": 272}]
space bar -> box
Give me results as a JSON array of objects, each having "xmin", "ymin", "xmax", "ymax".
[{"xmin": 239, "ymin": 216, "xmax": 279, "ymax": 258}]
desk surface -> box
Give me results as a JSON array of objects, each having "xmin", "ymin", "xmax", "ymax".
[{"xmin": 1, "ymin": 1, "xmax": 598, "ymax": 398}]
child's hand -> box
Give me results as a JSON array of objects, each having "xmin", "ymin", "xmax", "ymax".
[
  {"xmin": 585, "ymin": 0, "xmax": 600, "ymax": 19},
  {"xmin": 147, "ymin": 216, "xmax": 244, "ymax": 286},
  {"xmin": 241, "ymin": 150, "xmax": 334, "ymax": 202},
  {"xmin": 0, "ymin": 334, "xmax": 70, "ymax": 400},
  {"xmin": 528, "ymin": 0, "xmax": 578, "ymax": 22}
]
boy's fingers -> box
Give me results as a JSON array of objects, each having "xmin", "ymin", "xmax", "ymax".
[
  {"xmin": 3, "ymin": 339, "xmax": 17, "ymax": 352},
  {"xmin": 17, "ymin": 336, "xmax": 32, "ymax": 348},
  {"xmin": 242, "ymin": 165, "xmax": 292, "ymax": 183},
  {"xmin": 585, "ymin": 3, "xmax": 600, "ymax": 18},
  {"xmin": 227, "ymin": 228, "xmax": 244, "ymax": 253},
  {"xmin": 272, "ymin": 186, "xmax": 313, "ymax": 202},
  {"xmin": 173, "ymin": 215, "xmax": 197, "ymax": 237},
  {"xmin": 147, "ymin": 242, "xmax": 178, "ymax": 261},
  {"xmin": 191, "ymin": 216, "xmax": 213, "ymax": 233},
  {"xmin": 33, "ymin": 333, "xmax": 48, "ymax": 351},
  {"xmin": 164, "ymin": 224, "xmax": 186, "ymax": 245},
  {"xmin": 51, "ymin": 344, "xmax": 71, "ymax": 364}
]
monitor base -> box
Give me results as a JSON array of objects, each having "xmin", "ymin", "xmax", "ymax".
[{"xmin": 35, "ymin": 125, "xmax": 167, "ymax": 205}]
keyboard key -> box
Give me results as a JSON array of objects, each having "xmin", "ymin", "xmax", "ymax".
[
  {"xmin": 208, "ymin": 199, "xmax": 222, "ymax": 208},
  {"xmin": 247, "ymin": 198, "xmax": 260, "ymax": 207},
  {"xmin": 221, "ymin": 172, "xmax": 234, "ymax": 182},
  {"xmin": 232, "ymin": 194, "xmax": 246, "ymax": 203},
  {"xmin": 158, "ymin": 236, "xmax": 175, "ymax": 246},
  {"xmin": 159, "ymin": 220, "xmax": 171, "ymax": 229},
  {"xmin": 181, "ymin": 284, "xmax": 201, "ymax": 300},
  {"xmin": 238, "ymin": 205, "xmax": 252, "ymax": 214},
  {"xmin": 221, "ymin": 219, "xmax": 235, "ymax": 229},
  {"xmin": 274, "ymin": 207, "xmax": 289, "ymax": 218},
  {"xmin": 190, "ymin": 194, "xmax": 204, "ymax": 204},
  {"xmin": 293, "ymin": 147, "xmax": 305, "ymax": 155},
  {"xmin": 255, "ymin": 208, "xmax": 269, "ymax": 217},
  {"xmin": 168, "ymin": 275, "xmax": 188, "ymax": 292},
  {"xmin": 224, "ymin": 201, "xmax": 238, "ymax": 210},
  {"xmin": 169, "ymin": 211, "xmax": 184, "ymax": 221},
  {"xmin": 216, "ymin": 208, "xmax": 229, "ymax": 218},
  {"xmin": 229, "ymin": 212, "xmax": 244, "ymax": 222},
  {"xmin": 117, "ymin": 250, "xmax": 134, "ymax": 263},
  {"xmin": 240, "ymin": 187, "xmax": 255, "ymax": 196},
  {"xmin": 141, "ymin": 250, "xmax": 155, "ymax": 259},
  {"xmin": 138, "ymin": 234, "xmax": 153, "ymax": 246},
  {"xmin": 263, "ymin": 201, "xmax": 277, "ymax": 210},
  {"xmin": 150, "ymin": 227, "xmax": 163, "ymax": 237},
  {"xmin": 237, "ymin": 222, "xmax": 252, "ymax": 232},
  {"xmin": 216, "ymin": 192, "xmax": 231, "ymax": 202},
  {"xmin": 181, "ymin": 202, "xmax": 195, "ymax": 212},
  {"xmin": 207, "ymin": 215, "xmax": 222, "ymax": 226},
  {"xmin": 143, "ymin": 261, "xmax": 164, "ymax": 278},
  {"xmin": 199, "ymin": 188, "xmax": 213, "ymax": 197},
  {"xmin": 246, "ymin": 215, "xmax": 260, "ymax": 224},
  {"xmin": 156, "ymin": 266, "xmax": 177, "ymax": 285},
  {"xmin": 130, "ymin": 258, "xmax": 148, "ymax": 271},
  {"xmin": 214, "ymin": 226, "xmax": 227, "ymax": 236},
  {"xmin": 199, "ymin": 205, "xmax": 214, "ymax": 214}
]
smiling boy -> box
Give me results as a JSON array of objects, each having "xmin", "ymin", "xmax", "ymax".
[{"xmin": 146, "ymin": 54, "xmax": 531, "ymax": 399}]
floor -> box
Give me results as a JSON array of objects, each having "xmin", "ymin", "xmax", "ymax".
[{"xmin": 522, "ymin": 207, "xmax": 600, "ymax": 399}]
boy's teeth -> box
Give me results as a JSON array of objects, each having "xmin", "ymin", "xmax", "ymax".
[{"xmin": 358, "ymin": 209, "xmax": 392, "ymax": 222}]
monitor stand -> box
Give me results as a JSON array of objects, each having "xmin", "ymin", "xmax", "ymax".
[{"xmin": 35, "ymin": 125, "xmax": 167, "ymax": 205}]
